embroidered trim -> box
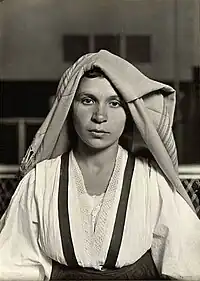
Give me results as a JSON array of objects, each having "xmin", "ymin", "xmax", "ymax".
[{"xmin": 70, "ymin": 146, "xmax": 124, "ymax": 264}]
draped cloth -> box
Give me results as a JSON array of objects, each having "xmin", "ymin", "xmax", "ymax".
[{"xmin": 20, "ymin": 49, "xmax": 194, "ymax": 211}]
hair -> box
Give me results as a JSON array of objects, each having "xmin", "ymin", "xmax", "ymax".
[{"xmin": 82, "ymin": 67, "xmax": 105, "ymax": 79}]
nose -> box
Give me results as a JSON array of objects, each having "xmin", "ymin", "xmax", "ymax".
[{"xmin": 91, "ymin": 105, "xmax": 107, "ymax": 123}]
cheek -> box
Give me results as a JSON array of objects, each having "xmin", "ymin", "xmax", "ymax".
[
  {"xmin": 72, "ymin": 106, "xmax": 90, "ymax": 133},
  {"xmin": 110, "ymin": 110, "xmax": 127, "ymax": 132}
]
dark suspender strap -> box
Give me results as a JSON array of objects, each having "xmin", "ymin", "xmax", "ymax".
[
  {"xmin": 58, "ymin": 152, "xmax": 79, "ymax": 268},
  {"xmin": 104, "ymin": 152, "xmax": 135, "ymax": 269}
]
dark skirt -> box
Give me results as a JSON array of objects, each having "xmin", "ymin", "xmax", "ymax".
[{"xmin": 50, "ymin": 250, "xmax": 165, "ymax": 280}]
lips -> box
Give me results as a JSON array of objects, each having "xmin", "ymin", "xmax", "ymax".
[{"xmin": 88, "ymin": 129, "xmax": 109, "ymax": 134}]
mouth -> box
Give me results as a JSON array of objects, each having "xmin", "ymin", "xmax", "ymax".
[
  {"xmin": 88, "ymin": 129, "xmax": 110, "ymax": 137},
  {"xmin": 88, "ymin": 129, "xmax": 110, "ymax": 134}
]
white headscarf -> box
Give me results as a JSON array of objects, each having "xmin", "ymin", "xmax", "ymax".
[{"xmin": 20, "ymin": 50, "xmax": 195, "ymax": 212}]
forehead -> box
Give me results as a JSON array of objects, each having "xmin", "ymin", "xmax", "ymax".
[{"xmin": 76, "ymin": 77, "xmax": 119, "ymax": 98}]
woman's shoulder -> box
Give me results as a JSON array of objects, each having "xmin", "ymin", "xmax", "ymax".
[
  {"xmin": 36, "ymin": 154, "xmax": 63, "ymax": 170},
  {"xmin": 119, "ymin": 146, "xmax": 158, "ymax": 179},
  {"xmin": 119, "ymin": 146, "xmax": 152, "ymax": 167},
  {"xmin": 133, "ymin": 153, "xmax": 166, "ymax": 183},
  {"xmin": 20, "ymin": 155, "xmax": 64, "ymax": 186}
]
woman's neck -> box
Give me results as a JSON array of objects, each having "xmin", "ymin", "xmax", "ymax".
[{"xmin": 73, "ymin": 141, "xmax": 119, "ymax": 170}]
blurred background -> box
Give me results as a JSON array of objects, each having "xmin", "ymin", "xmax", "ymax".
[{"xmin": 0, "ymin": 0, "xmax": 200, "ymax": 182}]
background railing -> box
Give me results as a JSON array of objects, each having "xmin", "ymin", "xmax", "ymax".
[
  {"xmin": 1, "ymin": 117, "xmax": 200, "ymax": 218},
  {"xmin": 1, "ymin": 164, "xmax": 200, "ymax": 180},
  {"xmin": 0, "ymin": 118, "xmax": 44, "ymax": 164},
  {"xmin": 0, "ymin": 163, "xmax": 200, "ymax": 219}
]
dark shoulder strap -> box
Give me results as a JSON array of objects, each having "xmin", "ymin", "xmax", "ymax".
[
  {"xmin": 104, "ymin": 152, "xmax": 135, "ymax": 269},
  {"xmin": 58, "ymin": 152, "xmax": 79, "ymax": 268}
]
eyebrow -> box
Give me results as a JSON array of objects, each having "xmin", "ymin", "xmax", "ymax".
[{"xmin": 77, "ymin": 92, "xmax": 122, "ymax": 100}]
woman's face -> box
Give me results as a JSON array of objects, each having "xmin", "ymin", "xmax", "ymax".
[{"xmin": 72, "ymin": 76, "xmax": 127, "ymax": 151}]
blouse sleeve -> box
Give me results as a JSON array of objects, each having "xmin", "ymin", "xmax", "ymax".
[
  {"xmin": 151, "ymin": 169, "xmax": 200, "ymax": 280},
  {"xmin": 0, "ymin": 170, "xmax": 51, "ymax": 281}
]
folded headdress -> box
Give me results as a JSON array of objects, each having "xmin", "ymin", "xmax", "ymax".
[{"xmin": 20, "ymin": 50, "xmax": 195, "ymax": 212}]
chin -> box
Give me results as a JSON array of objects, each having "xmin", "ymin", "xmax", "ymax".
[{"xmin": 85, "ymin": 139, "xmax": 118, "ymax": 151}]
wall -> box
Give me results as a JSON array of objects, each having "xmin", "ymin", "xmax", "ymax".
[{"xmin": 0, "ymin": 0, "xmax": 199, "ymax": 81}]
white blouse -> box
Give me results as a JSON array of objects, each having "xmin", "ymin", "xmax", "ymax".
[{"xmin": 0, "ymin": 146, "xmax": 200, "ymax": 280}]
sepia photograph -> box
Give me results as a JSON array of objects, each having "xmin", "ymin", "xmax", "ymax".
[{"xmin": 0, "ymin": 0, "xmax": 200, "ymax": 280}]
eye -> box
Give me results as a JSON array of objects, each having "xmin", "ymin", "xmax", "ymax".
[
  {"xmin": 81, "ymin": 97, "xmax": 94, "ymax": 105},
  {"xmin": 109, "ymin": 100, "xmax": 121, "ymax": 108}
]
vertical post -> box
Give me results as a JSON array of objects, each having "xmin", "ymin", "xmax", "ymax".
[
  {"xmin": 191, "ymin": 0, "xmax": 200, "ymax": 163},
  {"xmin": 89, "ymin": 34, "xmax": 95, "ymax": 53},
  {"xmin": 174, "ymin": 0, "xmax": 180, "ymax": 94},
  {"xmin": 173, "ymin": 0, "xmax": 183, "ymax": 163},
  {"xmin": 193, "ymin": 0, "xmax": 200, "ymax": 67},
  {"xmin": 120, "ymin": 32, "xmax": 126, "ymax": 59},
  {"xmin": 18, "ymin": 118, "xmax": 26, "ymax": 164}
]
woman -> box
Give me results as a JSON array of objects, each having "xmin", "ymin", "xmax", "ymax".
[{"xmin": 0, "ymin": 50, "xmax": 200, "ymax": 280}]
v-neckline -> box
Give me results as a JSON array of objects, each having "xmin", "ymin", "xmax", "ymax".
[
  {"xmin": 72, "ymin": 146, "xmax": 119, "ymax": 197},
  {"xmin": 70, "ymin": 146, "xmax": 124, "ymax": 260}
]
